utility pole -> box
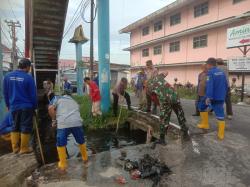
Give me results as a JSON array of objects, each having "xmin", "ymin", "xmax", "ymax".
[
  {"xmin": 90, "ymin": 0, "xmax": 94, "ymax": 79},
  {"xmin": 5, "ymin": 20, "xmax": 21, "ymax": 70},
  {"xmin": 97, "ymin": 0, "xmax": 110, "ymax": 113}
]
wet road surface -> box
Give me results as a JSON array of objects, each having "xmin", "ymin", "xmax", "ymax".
[{"xmin": 30, "ymin": 97, "xmax": 250, "ymax": 187}]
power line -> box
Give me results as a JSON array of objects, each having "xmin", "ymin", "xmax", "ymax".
[
  {"xmin": 63, "ymin": 14, "xmax": 82, "ymax": 39},
  {"xmin": 6, "ymin": 0, "xmax": 25, "ymax": 40},
  {"xmin": 5, "ymin": 20, "xmax": 21, "ymax": 70},
  {"xmin": 1, "ymin": 27, "xmax": 12, "ymax": 46},
  {"xmin": 63, "ymin": 0, "xmax": 85, "ymax": 39},
  {"xmin": 81, "ymin": 0, "xmax": 97, "ymax": 24},
  {"xmin": 7, "ymin": 0, "xmax": 18, "ymax": 20}
]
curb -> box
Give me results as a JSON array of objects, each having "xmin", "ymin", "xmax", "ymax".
[{"xmin": 180, "ymin": 98, "xmax": 250, "ymax": 108}]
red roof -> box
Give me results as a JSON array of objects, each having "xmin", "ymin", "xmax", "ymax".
[
  {"xmin": 59, "ymin": 57, "xmax": 96, "ymax": 69},
  {"xmin": 59, "ymin": 59, "xmax": 76, "ymax": 68},
  {"xmin": 1, "ymin": 44, "xmax": 11, "ymax": 53}
]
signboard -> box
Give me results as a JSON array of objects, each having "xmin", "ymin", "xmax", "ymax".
[
  {"xmin": 228, "ymin": 57, "xmax": 250, "ymax": 72},
  {"xmin": 227, "ymin": 24, "xmax": 250, "ymax": 48}
]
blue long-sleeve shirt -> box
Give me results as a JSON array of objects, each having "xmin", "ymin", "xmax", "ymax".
[
  {"xmin": 3, "ymin": 70, "xmax": 37, "ymax": 111},
  {"xmin": 206, "ymin": 67, "xmax": 228, "ymax": 101},
  {"xmin": 64, "ymin": 81, "xmax": 72, "ymax": 90}
]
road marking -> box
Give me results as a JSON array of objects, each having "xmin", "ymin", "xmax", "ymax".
[{"xmin": 191, "ymin": 139, "xmax": 200, "ymax": 155}]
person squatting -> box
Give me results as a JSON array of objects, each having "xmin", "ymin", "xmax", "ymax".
[
  {"xmin": 48, "ymin": 89, "xmax": 88, "ymax": 171},
  {"xmin": 146, "ymin": 73, "xmax": 189, "ymax": 144}
]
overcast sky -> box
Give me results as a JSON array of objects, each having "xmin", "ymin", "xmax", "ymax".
[{"xmin": 0, "ymin": 0, "xmax": 175, "ymax": 64}]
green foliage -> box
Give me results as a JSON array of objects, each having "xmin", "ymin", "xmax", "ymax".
[
  {"xmin": 72, "ymin": 95, "xmax": 131, "ymax": 130},
  {"xmin": 54, "ymin": 84, "xmax": 61, "ymax": 95},
  {"xmin": 176, "ymin": 87, "xmax": 241, "ymax": 104},
  {"xmin": 231, "ymin": 93, "xmax": 240, "ymax": 104},
  {"xmin": 176, "ymin": 87, "xmax": 197, "ymax": 100}
]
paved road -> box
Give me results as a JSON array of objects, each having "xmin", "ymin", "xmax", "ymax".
[
  {"xmin": 130, "ymin": 95, "xmax": 250, "ymax": 187},
  {"xmin": 166, "ymin": 99, "xmax": 250, "ymax": 187},
  {"xmin": 36, "ymin": 96, "xmax": 250, "ymax": 187}
]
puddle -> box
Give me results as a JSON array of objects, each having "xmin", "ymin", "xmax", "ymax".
[
  {"xmin": 67, "ymin": 128, "xmax": 149, "ymax": 159},
  {"xmin": 39, "ymin": 127, "xmax": 150, "ymax": 164}
]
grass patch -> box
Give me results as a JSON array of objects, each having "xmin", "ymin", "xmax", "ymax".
[
  {"xmin": 72, "ymin": 95, "xmax": 131, "ymax": 130},
  {"xmin": 176, "ymin": 87, "xmax": 241, "ymax": 104},
  {"xmin": 176, "ymin": 87, "xmax": 197, "ymax": 100},
  {"xmin": 231, "ymin": 94, "xmax": 240, "ymax": 104}
]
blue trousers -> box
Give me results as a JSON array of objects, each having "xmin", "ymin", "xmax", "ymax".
[
  {"xmin": 12, "ymin": 109, "xmax": 33, "ymax": 133},
  {"xmin": 57, "ymin": 126, "xmax": 85, "ymax": 147},
  {"xmin": 198, "ymin": 97, "xmax": 225, "ymax": 120}
]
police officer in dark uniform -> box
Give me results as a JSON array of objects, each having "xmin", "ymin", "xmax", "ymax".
[{"xmin": 197, "ymin": 58, "xmax": 228, "ymax": 140}]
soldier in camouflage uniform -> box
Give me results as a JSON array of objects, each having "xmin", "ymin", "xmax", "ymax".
[{"xmin": 147, "ymin": 73, "xmax": 189, "ymax": 144}]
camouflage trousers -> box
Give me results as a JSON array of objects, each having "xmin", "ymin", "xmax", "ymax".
[{"xmin": 159, "ymin": 99, "xmax": 187, "ymax": 136}]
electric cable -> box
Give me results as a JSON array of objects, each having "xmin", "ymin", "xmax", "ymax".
[
  {"xmin": 7, "ymin": 0, "xmax": 25, "ymax": 38},
  {"xmin": 64, "ymin": 0, "xmax": 83, "ymax": 33},
  {"xmin": 1, "ymin": 27, "xmax": 12, "ymax": 47},
  {"xmin": 81, "ymin": 0, "xmax": 98, "ymax": 24},
  {"xmin": 63, "ymin": 0, "xmax": 86, "ymax": 39}
]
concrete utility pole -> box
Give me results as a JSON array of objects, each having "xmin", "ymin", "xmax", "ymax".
[
  {"xmin": 5, "ymin": 20, "xmax": 21, "ymax": 70},
  {"xmin": 69, "ymin": 25, "xmax": 88, "ymax": 96},
  {"xmin": 90, "ymin": 0, "xmax": 94, "ymax": 79},
  {"xmin": 97, "ymin": 0, "xmax": 110, "ymax": 113},
  {"xmin": 0, "ymin": 21, "xmax": 6, "ymax": 122}
]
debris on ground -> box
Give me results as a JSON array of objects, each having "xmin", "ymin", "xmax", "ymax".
[
  {"xmin": 115, "ymin": 176, "xmax": 127, "ymax": 184},
  {"xmin": 130, "ymin": 170, "xmax": 141, "ymax": 180},
  {"xmin": 121, "ymin": 154, "xmax": 172, "ymax": 187}
]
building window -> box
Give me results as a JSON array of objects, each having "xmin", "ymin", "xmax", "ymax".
[
  {"xmin": 193, "ymin": 35, "xmax": 207, "ymax": 48},
  {"xmin": 153, "ymin": 45, "xmax": 162, "ymax": 55},
  {"xmin": 170, "ymin": 13, "xmax": 181, "ymax": 26},
  {"xmin": 233, "ymin": 0, "xmax": 245, "ymax": 3},
  {"xmin": 142, "ymin": 48, "xmax": 149, "ymax": 57},
  {"xmin": 142, "ymin": 26, "xmax": 150, "ymax": 36},
  {"xmin": 154, "ymin": 21, "xmax": 163, "ymax": 32},
  {"xmin": 169, "ymin": 41, "xmax": 180, "ymax": 52},
  {"xmin": 194, "ymin": 2, "xmax": 208, "ymax": 18}
]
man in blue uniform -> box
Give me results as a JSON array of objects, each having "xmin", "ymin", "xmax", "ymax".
[
  {"xmin": 63, "ymin": 76, "xmax": 72, "ymax": 91},
  {"xmin": 197, "ymin": 58, "xmax": 228, "ymax": 140},
  {"xmin": 3, "ymin": 58, "xmax": 37, "ymax": 153}
]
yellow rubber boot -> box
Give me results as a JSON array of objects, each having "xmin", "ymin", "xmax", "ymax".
[
  {"xmin": 57, "ymin": 146, "xmax": 67, "ymax": 171},
  {"xmin": 19, "ymin": 133, "xmax": 33, "ymax": 154},
  {"xmin": 197, "ymin": 112, "xmax": 210, "ymax": 129},
  {"xmin": 10, "ymin": 132, "xmax": 20, "ymax": 153},
  {"xmin": 217, "ymin": 121, "xmax": 225, "ymax": 140},
  {"xmin": 79, "ymin": 144, "xmax": 88, "ymax": 163}
]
